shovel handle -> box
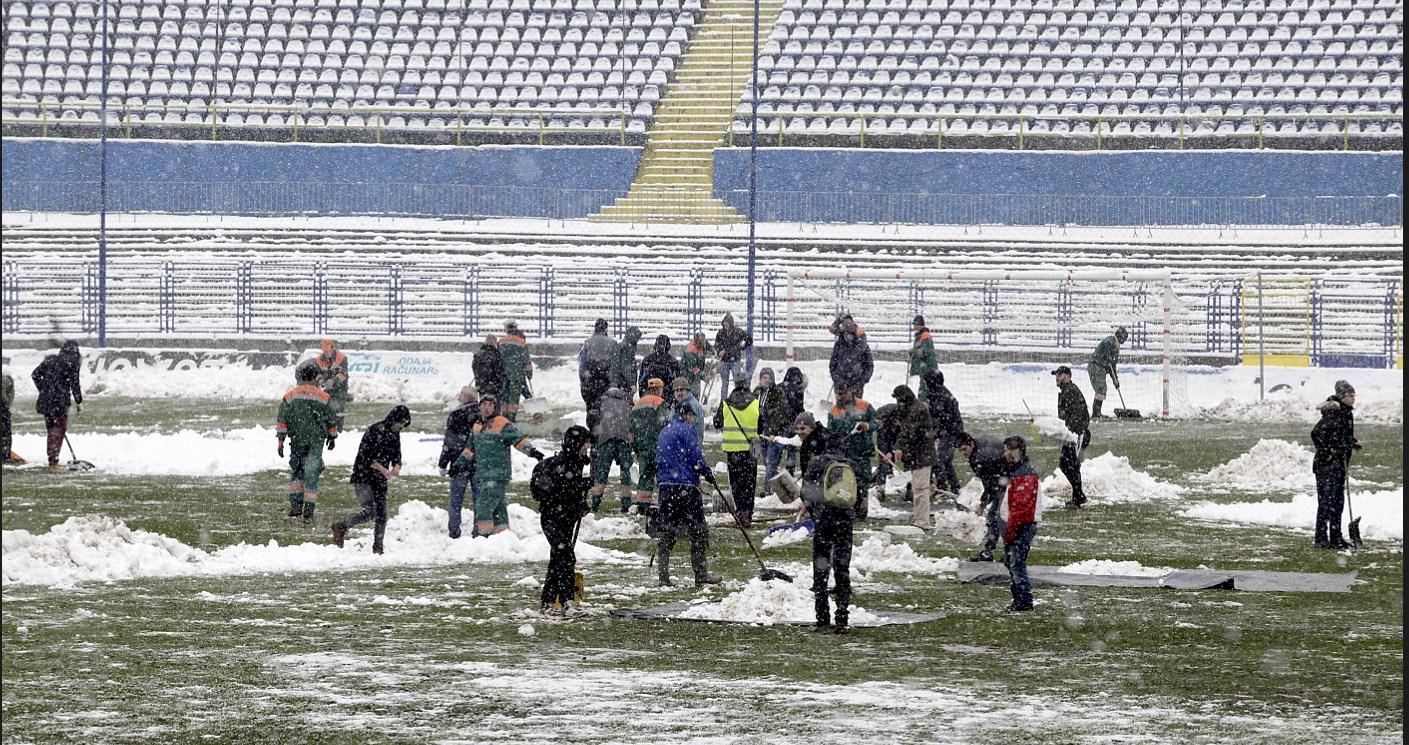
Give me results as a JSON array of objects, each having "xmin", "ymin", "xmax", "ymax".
[{"xmin": 709, "ymin": 481, "xmax": 770, "ymax": 574}]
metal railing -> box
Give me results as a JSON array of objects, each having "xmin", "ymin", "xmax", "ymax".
[
  {"xmin": 2, "ymin": 258, "xmax": 1401, "ymax": 368},
  {"xmin": 720, "ymin": 191, "xmax": 1405, "ymax": 228},
  {"xmin": 4, "ymin": 181, "xmax": 1402, "ymax": 227},
  {"xmin": 1, "ymin": 182, "xmax": 628, "ymax": 220}
]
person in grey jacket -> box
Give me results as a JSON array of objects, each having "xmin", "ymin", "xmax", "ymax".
[
  {"xmin": 591, "ymin": 387, "xmax": 635, "ymax": 512},
  {"xmin": 957, "ymin": 432, "xmax": 1008, "ymax": 562}
]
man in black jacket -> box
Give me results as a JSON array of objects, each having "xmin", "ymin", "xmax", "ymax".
[
  {"xmin": 714, "ymin": 313, "xmax": 753, "ymax": 396},
  {"xmin": 473, "ymin": 335, "xmax": 506, "ymax": 399},
  {"xmin": 332, "ymin": 406, "xmax": 411, "ymax": 554},
  {"xmin": 829, "ymin": 320, "xmax": 873, "ymax": 399},
  {"xmin": 923, "ymin": 371, "xmax": 964, "ymax": 497},
  {"xmin": 794, "ymin": 411, "xmax": 863, "ymax": 634},
  {"xmin": 31, "ymin": 341, "xmax": 82, "ymax": 472},
  {"xmin": 638, "ymin": 335, "xmax": 681, "ymax": 392},
  {"xmin": 957, "ymin": 432, "xmax": 1009, "ymax": 562},
  {"xmin": 439, "ymin": 386, "xmax": 480, "ymax": 539},
  {"xmin": 531, "ymin": 425, "xmax": 594, "ymax": 614},
  {"xmin": 1311, "ymin": 380, "xmax": 1361, "ymax": 549},
  {"xmin": 1053, "ymin": 366, "xmax": 1092, "ymax": 509}
]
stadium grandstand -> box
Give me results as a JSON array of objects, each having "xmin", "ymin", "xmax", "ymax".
[{"xmin": 2, "ymin": 0, "xmax": 1402, "ymax": 222}]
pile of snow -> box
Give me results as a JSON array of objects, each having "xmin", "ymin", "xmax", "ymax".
[
  {"xmin": 1181, "ymin": 487, "xmax": 1403, "ymax": 542},
  {"xmin": 9, "ymin": 426, "xmax": 544, "ymax": 480},
  {"xmin": 1199, "ymin": 439, "xmax": 1379, "ymax": 492},
  {"xmin": 1041, "ymin": 452, "xmax": 1182, "ymax": 504},
  {"xmin": 851, "ymin": 533, "xmax": 958, "ymax": 575},
  {"xmin": 577, "ymin": 513, "xmax": 649, "ymax": 541},
  {"xmin": 1056, "ymin": 559, "xmax": 1174, "ymax": 577},
  {"xmin": 1, "ymin": 501, "xmax": 635, "ymax": 588},
  {"xmin": 761, "ymin": 523, "xmax": 811, "ymax": 549},
  {"xmin": 931, "ymin": 508, "xmax": 986, "ymax": 545},
  {"xmin": 677, "ymin": 576, "xmax": 882, "ymax": 625},
  {"xmin": 1200, "ymin": 439, "xmax": 1317, "ymax": 491}
]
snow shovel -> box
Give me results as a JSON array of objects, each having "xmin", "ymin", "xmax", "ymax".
[
  {"xmin": 63, "ymin": 435, "xmax": 95, "ymax": 471},
  {"xmin": 708, "ymin": 481, "xmax": 794, "ymax": 583},
  {"xmin": 521, "ymin": 381, "xmax": 549, "ymax": 423},
  {"xmin": 571, "ymin": 515, "xmax": 586, "ymax": 606},
  {"xmin": 1344, "ymin": 459, "xmax": 1363, "ymax": 549},
  {"xmin": 1110, "ymin": 372, "xmax": 1142, "ymax": 419}
]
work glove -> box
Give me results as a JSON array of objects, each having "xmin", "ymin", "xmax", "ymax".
[
  {"xmin": 531, "ymin": 451, "xmax": 545, "ymax": 461},
  {"xmin": 276, "ymin": 440, "xmax": 284, "ymax": 458},
  {"xmin": 76, "ymin": 404, "xmax": 82, "ymax": 414},
  {"xmin": 326, "ymin": 436, "xmax": 336, "ymax": 450},
  {"xmin": 578, "ymin": 502, "xmax": 592, "ymax": 519},
  {"xmin": 439, "ymin": 467, "xmax": 448, "ymax": 477}
]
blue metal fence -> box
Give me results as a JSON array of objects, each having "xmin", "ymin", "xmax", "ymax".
[
  {"xmin": 2, "ymin": 258, "xmax": 1402, "ymax": 366},
  {"xmin": 3, "ymin": 181, "xmax": 1403, "ymax": 227}
]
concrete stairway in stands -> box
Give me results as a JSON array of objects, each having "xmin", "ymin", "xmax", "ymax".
[{"xmin": 592, "ymin": 0, "xmax": 784, "ymax": 224}]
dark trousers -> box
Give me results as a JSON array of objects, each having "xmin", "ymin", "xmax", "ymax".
[
  {"xmin": 541, "ymin": 515, "xmax": 578, "ymax": 609},
  {"xmin": 1004, "ymin": 523, "xmax": 1038, "ymax": 609},
  {"xmin": 977, "ymin": 479, "xmax": 1006, "ymax": 558},
  {"xmin": 1, "ymin": 404, "xmax": 11, "ymax": 458},
  {"xmin": 812, "ymin": 510, "xmax": 854, "ymax": 626},
  {"xmin": 725, "ymin": 449, "xmax": 757, "ymax": 521},
  {"xmin": 345, "ymin": 481, "xmax": 388, "ymax": 549},
  {"xmin": 657, "ymin": 483, "xmax": 710, "ymax": 581},
  {"xmin": 43, "ymin": 410, "xmax": 69, "ymax": 466},
  {"xmin": 933, "ymin": 433, "xmax": 960, "ymax": 494},
  {"xmin": 1059, "ymin": 430, "xmax": 1091, "ymax": 503},
  {"xmin": 1313, "ymin": 461, "xmax": 1347, "ymax": 544}
]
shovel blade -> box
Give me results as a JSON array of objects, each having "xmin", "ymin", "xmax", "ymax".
[
  {"xmin": 1113, "ymin": 408, "xmax": 1143, "ymax": 419},
  {"xmin": 1349, "ymin": 517, "xmax": 1363, "ymax": 549},
  {"xmin": 66, "ymin": 460, "xmax": 96, "ymax": 471},
  {"xmin": 759, "ymin": 568, "xmax": 794, "ymax": 583}
]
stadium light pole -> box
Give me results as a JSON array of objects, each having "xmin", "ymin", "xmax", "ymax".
[
  {"xmin": 744, "ymin": 0, "xmax": 759, "ymax": 373},
  {"xmin": 97, "ymin": 0, "xmax": 110, "ymax": 348}
]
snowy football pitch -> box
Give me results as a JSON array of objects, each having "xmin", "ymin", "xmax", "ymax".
[{"xmin": 2, "ymin": 397, "xmax": 1403, "ymax": 744}]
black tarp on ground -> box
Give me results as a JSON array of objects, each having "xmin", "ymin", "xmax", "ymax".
[
  {"xmin": 957, "ymin": 564, "xmax": 1358, "ymax": 593},
  {"xmin": 610, "ymin": 603, "xmax": 945, "ymax": 627}
]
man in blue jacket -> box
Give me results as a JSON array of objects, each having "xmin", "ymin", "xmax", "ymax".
[{"xmin": 654, "ymin": 400, "xmax": 722, "ymax": 587}]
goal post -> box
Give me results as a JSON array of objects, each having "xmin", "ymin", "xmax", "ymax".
[{"xmin": 784, "ymin": 268, "xmax": 1191, "ymax": 419}]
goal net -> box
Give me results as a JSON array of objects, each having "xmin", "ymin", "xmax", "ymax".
[{"xmin": 782, "ymin": 268, "xmax": 1198, "ymax": 420}]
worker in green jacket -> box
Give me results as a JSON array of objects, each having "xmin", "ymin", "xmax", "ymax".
[
  {"xmin": 453, "ymin": 395, "xmax": 544, "ymax": 536},
  {"xmin": 612, "ymin": 326, "xmax": 643, "ymax": 396},
  {"xmin": 1088, "ymin": 326, "xmax": 1127, "ymax": 418},
  {"xmin": 681, "ymin": 332, "xmax": 711, "ymax": 398},
  {"xmin": 500, "ymin": 321, "xmax": 533, "ymax": 421},
  {"xmin": 277, "ymin": 362, "xmax": 341, "ymax": 523},
  {"xmin": 827, "ymin": 387, "xmax": 877, "ymax": 497},
  {"xmin": 314, "ymin": 339, "xmax": 350, "ymax": 432},
  {"xmin": 628, "ymin": 378, "xmax": 672, "ymax": 513},
  {"xmin": 909, "ymin": 315, "xmax": 938, "ymax": 398}
]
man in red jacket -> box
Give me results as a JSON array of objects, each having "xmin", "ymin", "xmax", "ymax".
[{"xmin": 999, "ymin": 436, "xmax": 1042, "ymax": 613}]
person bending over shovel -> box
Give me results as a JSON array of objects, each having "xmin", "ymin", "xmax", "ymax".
[{"xmin": 530, "ymin": 425, "xmax": 594, "ymax": 615}]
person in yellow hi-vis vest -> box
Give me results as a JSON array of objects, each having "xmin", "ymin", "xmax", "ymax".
[{"xmin": 712, "ymin": 375, "xmax": 760, "ymax": 527}]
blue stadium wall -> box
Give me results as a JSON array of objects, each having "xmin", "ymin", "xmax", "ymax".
[
  {"xmin": 2, "ymin": 138, "xmax": 1402, "ymax": 224},
  {"xmin": 714, "ymin": 148, "xmax": 1404, "ymax": 226},
  {"xmin": 0, "ymin": 138, "xmax": 642, "ymax": 218}
]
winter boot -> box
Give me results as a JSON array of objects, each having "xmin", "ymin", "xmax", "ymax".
[
  {"xmin": 331, "ymin": 521, "xmax": 348, "ymax": 548},
  {"xmin": 833, "ymin": 606, "xmax": 850, "ymax": 634},
  {"xmin": 690, "ymin": 540, "xmax": 720, "ymax": 586},
  {"xmin": 372, "ymin": 543, "xmax": 384, "ymax": 555},
  {"xmin": 656, "ymin": 546, "xmax": 673, "ymax": 587},
  {"xmin": 813, "ymin": 594, "xmax": 832, "ymax": 632},
  {"xmin": 301, "ymin": 501, "xmax": 316, "ymax": 525},
  {"xmin": 287, "ymin": 495, "xmax": 303, "ymax": 518},
  {"xmin": 1091, "ymin": 399, "xmax": 1106, "ymax": 418}
]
